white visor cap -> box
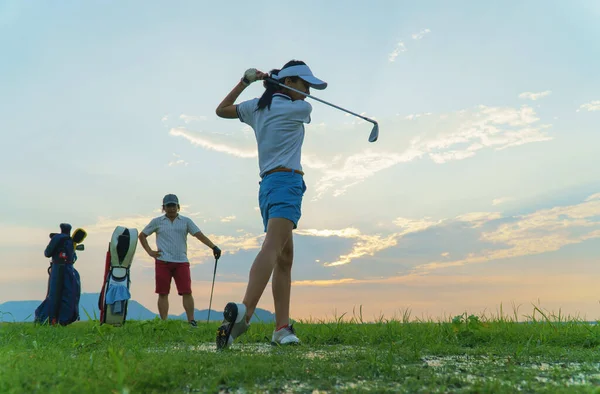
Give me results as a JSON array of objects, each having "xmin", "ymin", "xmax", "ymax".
[{"xmin": 274, "ymin": 64, "xmax": 327, "ymax": 90}]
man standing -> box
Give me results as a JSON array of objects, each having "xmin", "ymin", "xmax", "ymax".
[{"xmin": 139, "ymin": 194, "xmax": 222, "ymax": 327}]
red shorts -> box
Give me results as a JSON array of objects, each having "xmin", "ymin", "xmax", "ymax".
[{"xmin": 155, "ymin": 260, "xmax": 192, "ymax": 295}]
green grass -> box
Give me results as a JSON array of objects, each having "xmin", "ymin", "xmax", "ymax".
[{"xmin": 1, "ymin": 307, "xmax": 600, "ymax": 393}]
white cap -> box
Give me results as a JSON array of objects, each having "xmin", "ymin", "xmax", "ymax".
[{"xmin": 273, "ymin": 64, "xmax": 327, "ymax": 90}]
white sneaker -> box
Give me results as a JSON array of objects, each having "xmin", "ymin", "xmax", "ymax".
[
  {"xmin": 216, "ymin": 302, "xmax": 250, "ymax": 350},
  {"xmin": 271, "ymin": 324, "xmax": 300, "ymax": 346}
]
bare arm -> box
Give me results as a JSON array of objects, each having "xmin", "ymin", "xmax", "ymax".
[
  {"xmin": 215, "ymin": 81, "xmax": 247, "ymax": 119},
  {"xmin": 138, "ymin": 232, "xmax": 161, "ymax": 259},
  {"xmin": 194, "ymin": 231, "xmax": 222, "ymax": 259},
  {"xmin": 193, "ymin": 231, "xmax": 216, "ymax": 249},
  {"xmin": 215, "ymin": 69, "xmax": 269, "ymax": 119}
]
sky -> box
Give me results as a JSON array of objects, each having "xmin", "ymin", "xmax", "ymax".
[{"xmin": 1, "ymin": 0, "xmax": 599, "ymax": 322}]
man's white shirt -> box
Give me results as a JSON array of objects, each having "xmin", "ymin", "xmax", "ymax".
[{"xmin": 142, "ymin": 215, "xmax": 200, "ymax": 263}]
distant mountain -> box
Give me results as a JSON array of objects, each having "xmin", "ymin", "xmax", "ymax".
[
  {"xmin": 0, "ymin": 293, "xmax": 275, "ymax": 323},
  {"xmin": 0, "ymin": 301, "xmax": 39, "ymax": 322}
]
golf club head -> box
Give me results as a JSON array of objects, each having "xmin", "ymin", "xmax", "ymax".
[
  {"xmin": 368, "ymin": 122, "xmax": 379, "ymax": 143},
  {"xmin": 72, "ymin": 228, "xmax": 87, "ymax": 244}
]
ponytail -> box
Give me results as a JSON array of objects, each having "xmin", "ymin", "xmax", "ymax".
[{"xmin": 256, "ymin": 69, "xmax": 281, "ymax": 111}]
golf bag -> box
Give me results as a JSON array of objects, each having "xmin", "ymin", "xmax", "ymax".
[
  {"xmin": 35, "ymin": 225, "xmax": 87, "ymax": 326},
  {"xmin": 98, "ymin": 226, "xmax": 138, "ymax": 326}
]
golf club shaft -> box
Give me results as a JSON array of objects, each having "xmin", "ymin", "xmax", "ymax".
[
  {"xmin": 207, "ymin": 257, "xmax": 218, "ymax": 323},
  {"xmin": 265, "ymin": 78, "xmax": 377, "ymax": 126}
]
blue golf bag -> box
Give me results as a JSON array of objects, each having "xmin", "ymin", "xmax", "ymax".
[{"xmin": 35, "ymin": 224, "xmax": 86, "ymax": 326}]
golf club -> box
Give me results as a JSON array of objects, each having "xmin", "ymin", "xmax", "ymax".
[
  {"xmin": 265, "ymin": 77, "xmax": 379, "ymax": 142},
  {"xmin": 207, "ymin": 257, "xmax": 219, "ymax": 323}
]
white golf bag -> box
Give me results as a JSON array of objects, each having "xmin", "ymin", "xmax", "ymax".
[{"xmin": 98, "ymin": 226, "xmax": 138, "ymax": 326}]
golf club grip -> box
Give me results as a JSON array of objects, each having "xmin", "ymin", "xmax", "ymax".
[{"xmin": 265, "ymin": 78, "xmax": 377, "ymax": 125}]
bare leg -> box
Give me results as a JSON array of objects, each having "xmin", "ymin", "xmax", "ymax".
[
  {"xmin": 182, "ymin": 294, "xmax": 195, "ymax": 321},
  {"xmin": 243, "ymin": 218, "xmax": 293, "ymax": 322},
  {"xmin": 272, "ymin": 235, "xmax": 293, "ymax": 328},
  {"xmin": 158, "ymin": 294, "xmax": 169, "ymax": 320}
]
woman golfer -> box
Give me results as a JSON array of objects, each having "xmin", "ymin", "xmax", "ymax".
[{"xmin": 214, "ymin": 60, "xmax": 327, "ymax": 349}]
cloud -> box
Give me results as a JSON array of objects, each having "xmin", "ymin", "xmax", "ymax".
[
  {"xmin": 169, "ymin": 127, "xmax": 257, "ymax": 158},
  {"xmin": 429, "ymin": 150, "xmax": 476, "ymax": 163},
  {"xmin": 168, "ymin": 159, "xmax": 188, "ymax": 167},
  {"xmin": 297, "ymin": 228, "xmax": 399, "ymax": 267},
  {"xmin": 411, "ymin": 28, "xmax": 431, "ymax": 40},
  {"xmin": 389, "ymin": 29, "xmax": 430, "ymax": 62},
  {"xmin": 180, "ymin": 114, "xmax": 208, "ymax": 124},
  {"xmin": 303, "ymin": 153, "xmax": 338, "ymax": 170},
  {"xmin": 189, "ymin": 231, "xmax": 263, "ymax": 260},
  {"xmin": 403, "ymin": 112, "xmax": 433, "ymax": 120},
  {"xmin": 388, "ymin": 41, "xmax": 406, "ymax": 62},
  {"xmin": 518, "ymin": 91, "xmax": 552, "ymax": 101},
  {"xmin": 297, "ymin": 218, "xmax": 440, "ymax": 267},
  {"xmin": 586, "ymin": 193, "xmax": 600, "ymax": 201},
  {"xmin": 298, "ymin": 194, "xmax": 599, "ymax": 271},
  {"xmin": 312, "ymin": 104, "xmax": 552, "ymax": 198},
  {"xmin": 291, "ymin": 193, "xmax": 600, "ymax": 275},
  {"xmin": 86, "ymin": 215, "xmax": 157, "ymax": 236},
  {"xmin": 411, "ymin": 193, "xmax": 600, "ymax": 274},
  {"xmin": 296, "ymin": 228, "xmax": 361, "ymax": 238},
  {"xmin": 168, "ymin": 153, "xmax": 188, "ymax": 167},
  {"xmin": 576, "ymin": 100, "xmax": 600, "ymax": 112},
  {"xmin": 455, "ymin": 212, "xmax": 502, "ymax": 228},
  {"xmin": 393, "ymin": 217, "xmax": 443, "ymax": 233},
  {"xmin": 290, "ymin": 272, "xmax": 599, "ymax": 293},
  {"xmin": 290, "ymin": 273, "xmax": 502, "ymax": 287},
  {"xmin": 492, "ymin": 197, "xmax": 514, "ymax": 206},
  {"xmin": 220, "ymin": 215, "xmax": 236, "ymax": 223},
  {"xmin": 312, "ymin": 149, "xmax": 423, "ymax": 199},
  {"xmin": 293, "ymin": 278, "xmax": 357, "ymax": 286}
]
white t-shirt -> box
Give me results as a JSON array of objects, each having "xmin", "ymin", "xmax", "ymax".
[
  {"xmin": 236, "ymin": 93, "xmax": 312, "ymax": 177},
  {"xmin": 141, "ymin": 214, "xmax": 201, "ymax": 263}
]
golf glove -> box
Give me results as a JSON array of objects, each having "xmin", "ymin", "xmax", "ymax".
[
  {"xmin": 212, "ymin": 246, "xmax": 222, "ymax": 259},
  {"xmin": 241, "ymin": 68, "xmax": 258, "ymax": 86}
]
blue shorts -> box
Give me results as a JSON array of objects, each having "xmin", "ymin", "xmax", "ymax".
[{"xmin": 258, "ymin": 171, "xmax": 307, "ymax": 232}]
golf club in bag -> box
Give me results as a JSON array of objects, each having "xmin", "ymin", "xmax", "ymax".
[
  {"xmin": 207, "ymin": 256, "xmax": 219, "ymax": 323},
  {"xmin": 265, "ymin": 77, "xmax": 379, "ymax": 142}
]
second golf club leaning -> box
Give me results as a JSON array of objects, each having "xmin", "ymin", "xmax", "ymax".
[
  {"xmin": 207, "ymin": 257, "xmax": 218, "ymax": 323},
  {"xmin": 265, "ymin": 77, "xmax": 379, "ymax": 142}
]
